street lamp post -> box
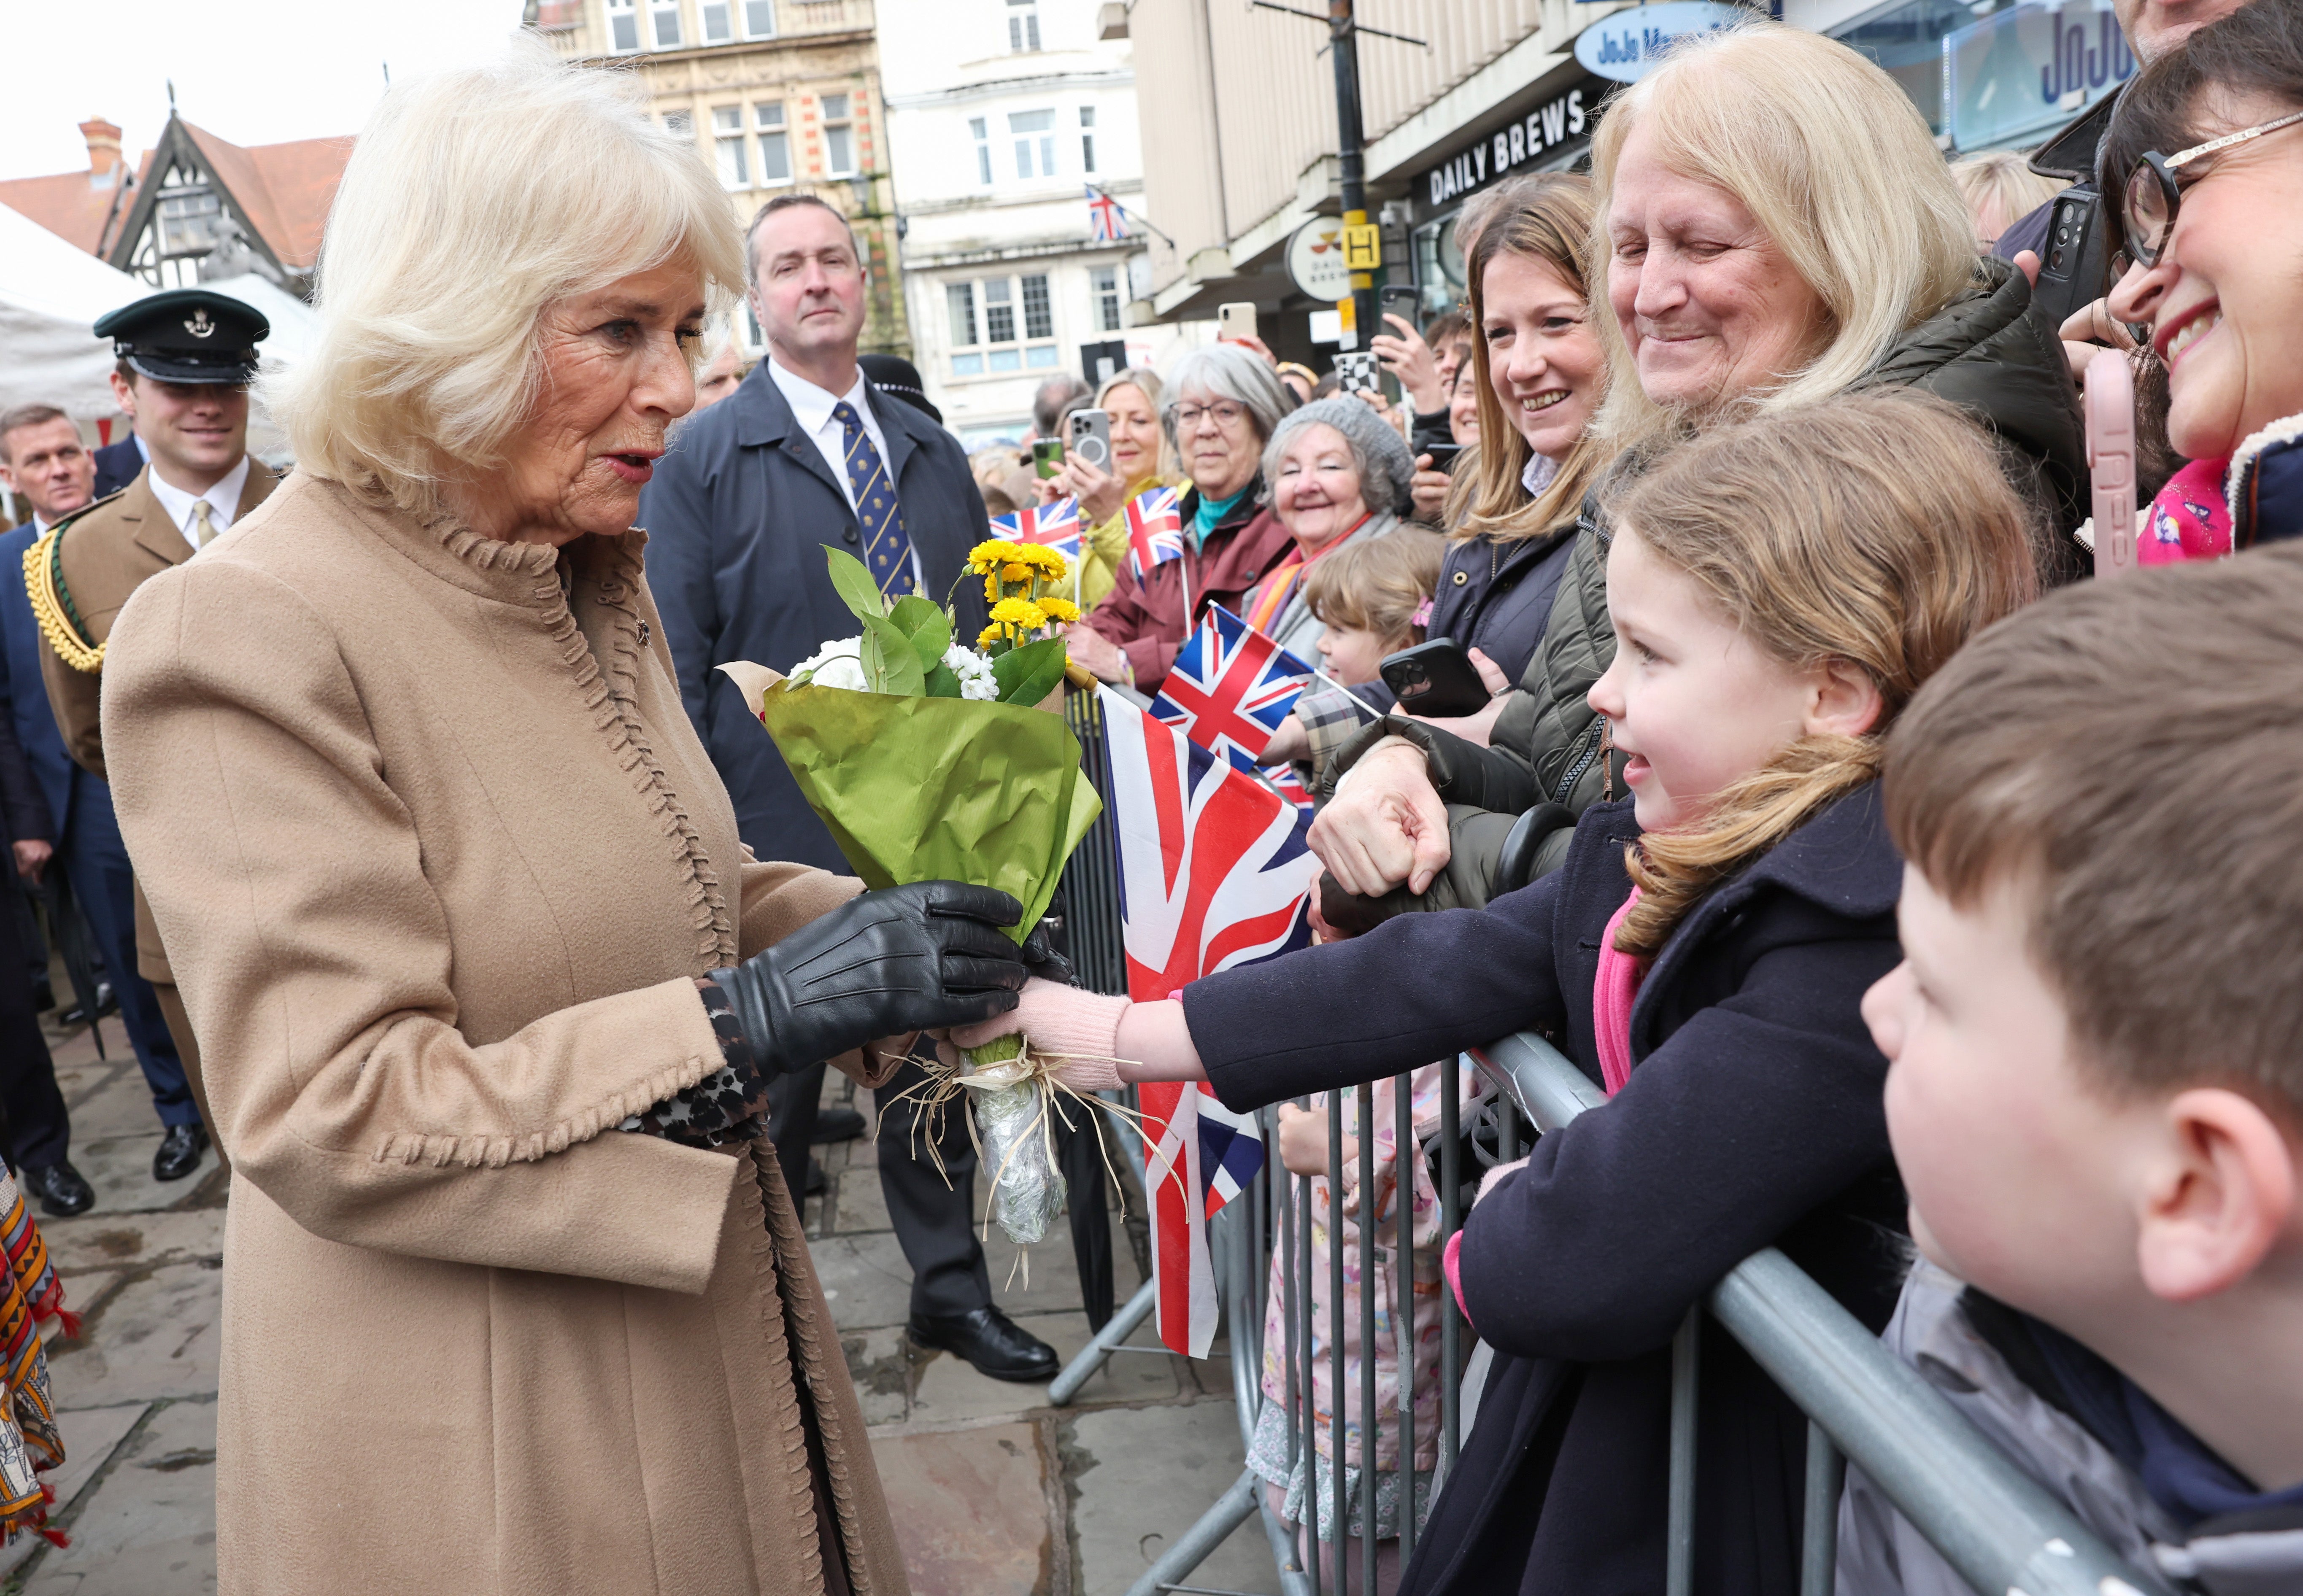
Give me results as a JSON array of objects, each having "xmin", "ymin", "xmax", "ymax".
[{"xmin": 1328, "ymin": 0, "xmax": 1376, "ymax": 351}]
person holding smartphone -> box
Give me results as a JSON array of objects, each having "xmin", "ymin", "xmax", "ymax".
[{"xmin": 1034, "ymin": 367, "xmax": 1183, "ymax": 611}]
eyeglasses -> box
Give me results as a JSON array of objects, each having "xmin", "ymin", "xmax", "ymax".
[
  {"xmin": 2121, "ymin": 108, "xmax": 2303, "ymax": 270},
  {"xmin": 1171, "ymin": 401, "xmax": 1247, "ymax": 431}
]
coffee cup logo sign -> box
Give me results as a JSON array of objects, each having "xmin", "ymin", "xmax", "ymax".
[
  {"xmin": 1573, "ymin": 3, "xmax": 1746, "ymax": 84},
  {"xmin": 1287, "ymin": 218, "xmax": 1355, "ymax": 304}
]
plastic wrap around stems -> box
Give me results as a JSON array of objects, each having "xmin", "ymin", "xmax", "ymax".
[{"xmin": 961, "ymin": 1035, "xmax": 1068, "ymax": 1246}]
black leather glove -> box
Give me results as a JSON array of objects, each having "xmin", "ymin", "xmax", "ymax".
[
  {"xmin": 1019, "ymin": 919, "xmax": 1075, "ymax": 987},
  {"xmin": 712, "ymin": 881, "xmax": 1029, "ymax": 1076}
]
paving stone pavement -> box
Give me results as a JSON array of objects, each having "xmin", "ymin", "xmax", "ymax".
[{"xmin": 0, "ymin": 1019, "xmax": 1284, "ymax": 1595}]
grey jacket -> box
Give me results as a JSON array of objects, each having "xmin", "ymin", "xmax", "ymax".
[
  {"xmin": 1317, "ymin": 257, "xmax": 2088, "ymax": 925},
  {"xmin": 1836, "ymin": 1261, "xmax": 2301, "ymax": 1596}
]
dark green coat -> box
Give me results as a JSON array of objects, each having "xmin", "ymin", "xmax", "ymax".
[{"xmin": 1318, "ymin": 256, "xmax": 2086, "ymax": 924}]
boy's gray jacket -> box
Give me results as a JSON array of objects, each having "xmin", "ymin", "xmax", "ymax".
[{"xmin": 1836, "ymin": 1260, "xmax": 2303, "ymax": 1596}]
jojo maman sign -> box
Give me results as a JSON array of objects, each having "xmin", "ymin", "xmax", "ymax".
[{"xmin": 1575, "ymin": 2, "xmax": 1745, "ymax": 83}]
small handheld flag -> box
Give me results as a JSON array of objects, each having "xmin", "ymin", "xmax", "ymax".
[
  {"xmin": 1100, "ymin": 687, "xmax": 1318, "ymax": 1355},
  {"xmin": 1124, "ymin": 486, "xmax": 1185, "ymax": 580},
  {"xmin": 991, "ymin": 497, "xmax": 1084, "ymax": 564},
  {"xmin": 1148, "ymin": 604, "xmax": 1315, "ymax": 771}
]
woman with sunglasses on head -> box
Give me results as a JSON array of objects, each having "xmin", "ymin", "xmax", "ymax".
[{"xmin": 2104, "ymin": 0, "xmax": 2303, "ymax": 550}]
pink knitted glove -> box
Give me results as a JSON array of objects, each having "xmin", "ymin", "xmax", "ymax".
[{"xmin": 951, "ymin": 978, "xmax": 1131, "ymax": 1092}]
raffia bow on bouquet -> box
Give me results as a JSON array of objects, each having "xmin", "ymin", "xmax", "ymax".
[{"xmin": 720, "ymin": 540, "xmax": 1105, "ymax": 1245}]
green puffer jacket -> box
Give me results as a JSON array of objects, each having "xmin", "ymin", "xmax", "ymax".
[{"xmin": 1317, "ymin": 256, "xmax": 2087, "ymax": 924}]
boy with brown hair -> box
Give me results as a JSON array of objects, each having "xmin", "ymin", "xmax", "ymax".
[{"xmin": 1843, "ymin": 550, "xmax": 2303, "ymax": 1593}]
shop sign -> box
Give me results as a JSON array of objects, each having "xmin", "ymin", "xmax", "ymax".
[
  {"xmin": 1420, "ymin": 77, "xmax": 1606, "ymax": 213},
  {"xmin": 1944, "ymin": 0, "xmax": 2133, "ymax": 152},
  {"xmin": 1574, "ymin": 2, "xmax": 1745, "ymax": 84},
  {"xmin": 1287, "ymin": 216, "xmax": 1355, "ymax": 303}
]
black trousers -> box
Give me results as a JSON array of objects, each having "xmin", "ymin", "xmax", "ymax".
[
  {"xmin": 0, "ymin": 877, "xmax": 67, "ymax": 1171},
  {"xmin": 767, "ymin": 1050, "xmax": 991, "ymax": 1319}
]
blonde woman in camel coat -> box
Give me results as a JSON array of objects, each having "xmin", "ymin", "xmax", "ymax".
[{"xmin": 95, "ymin": 46, "xmax": 1041, "ymax": 1596}]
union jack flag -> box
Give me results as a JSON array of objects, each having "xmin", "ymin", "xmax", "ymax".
[
  {"xmin": 1124, "ymin": 486, "xmax": 1185, "ymax": 580},
  {"xmin": 1148, "ymin": 604, "xmax": 1314, "ymax": 771},
  {"xmin": 991, "ymin": 496, "xmax": 1083, "ymax": 563},
  {"xmin": 1099, "ymin": 687, "xmax": 1318, "ymax": 1355},
  {"xmin": 1086, "ymin": 186, "xmax": 1130, "ymax": 243}
]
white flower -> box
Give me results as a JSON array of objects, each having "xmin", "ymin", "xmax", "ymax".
[
  {"xmin": 943, "ymin": 644, "xmax": 999, "ymax": 701},
  {"xmin": 790, "ymin": 636, "xmax": 869, "ymax": 693}
]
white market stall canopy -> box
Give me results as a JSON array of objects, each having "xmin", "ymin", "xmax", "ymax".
[{"xmin": 0, "ymin": 201, "xmax": 151, "ymax": 424}]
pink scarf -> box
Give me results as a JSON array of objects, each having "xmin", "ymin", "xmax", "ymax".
[
  {"xmin": 1593, "ymin": 886, "xmax": 1647, "ymax": 1096},
  {"xmin": 2141, "ymin": 456, "xmax": 2233, "ymax": 564}
]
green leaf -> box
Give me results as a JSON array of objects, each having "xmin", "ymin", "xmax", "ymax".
[
  {"xmin": 923, "ymin": 662, "xmax": 964, "ymax": 699},
  {"xmin": 858, "ymin": 611, "xmax": 926, "ymax": 696},
  {"xmin": 823, "ymin": 545, "xmax": 891, "ymax": 625},
  {"xmin": 889, "ymin": 595, "xmax": 952, "ymax": 674},
  {"xmin": 992, "ymin": 636, "xmax": 1069, "ymax": 706}
]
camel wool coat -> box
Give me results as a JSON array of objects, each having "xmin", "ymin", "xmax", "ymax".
[{"xmin": 98, "ymin": 470, "xmax": 911, "ymax": 1596}]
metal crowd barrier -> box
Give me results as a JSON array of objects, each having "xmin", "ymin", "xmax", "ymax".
[{"xmin": 1049, "ymin": 1031, "xmax": 2162, "ymax": 1596}]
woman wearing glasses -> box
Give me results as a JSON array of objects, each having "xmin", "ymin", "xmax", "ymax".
[
  {"xmin": 2105, "ymin": 0, "xmax": 2303, "ymax": 550},
  {"xmin": 1064, "ymin": 343, "xmax": 1299, "ymax": 694}
]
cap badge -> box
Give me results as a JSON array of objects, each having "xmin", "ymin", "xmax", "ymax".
[{"xmin": 184, "ymin": 309, "xmax": 215, "ymax": 339}]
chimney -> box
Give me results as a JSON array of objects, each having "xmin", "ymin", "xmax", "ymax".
[{"xmin": 81, "ymin": 118, "xmax": 122, "ymax": 184}]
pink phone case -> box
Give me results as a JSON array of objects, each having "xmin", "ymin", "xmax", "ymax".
[{"xmin": 2086, "ymin": 348, "xmax": 2137, "ymax": 578}]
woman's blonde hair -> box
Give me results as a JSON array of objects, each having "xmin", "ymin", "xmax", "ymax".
[
  {"xmin": 1588, "ymin": 24, "xmax": 1979, "ymax": 456},
  {"xmin": 1950, "ymin": 151, "xmax": 2061, "ymax": 247},
  {"xmin": 1302, "ymin": 526, "xmax": 1446, "ymax": 647},
  {"xmin": 1606, "ymin": 391, "xmax": 2038, "ymax": 956},
  {"xmin": 1458, "ymin": 173, "xmax": 1609, "ymax": 545},
  {"xmin": 1094, "ymin": 366, "xmax": 1178, "ymax": 487},
  {"xmin": 267, "ymin": 40, "xmax": 745, "ymax": 516}
]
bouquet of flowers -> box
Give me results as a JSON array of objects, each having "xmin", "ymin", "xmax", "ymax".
[{"xmin": 720, "ymin": 539, "xmax": 1105, "ymax": 1245}]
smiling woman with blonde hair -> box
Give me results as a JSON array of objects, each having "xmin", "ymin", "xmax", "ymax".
[{"xmin": 99, "ymin": 41, "xmax": 1038, "ymax": 1596}]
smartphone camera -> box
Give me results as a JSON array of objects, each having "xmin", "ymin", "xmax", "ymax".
[{"xmin": 1393, "ymin": 661, "xmax": 1429, "ymax": 694}]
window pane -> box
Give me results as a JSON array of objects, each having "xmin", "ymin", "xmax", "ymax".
[
  {"xmin": 1026, "ymin": 344, "xmax": 1060, "ymax": 369},
  {"xmin": 717, "ymin": 136, "xmax": 749, "ymax": 187},
  {"xmin": 821, "ymin": 94, "xmax": 850, "ymax": 121},
  {"xmin": 713, "ymin": 105, "xmax": 742, "ymax": 133},
  {"xmin": 664, "ymin": 110, "xmax": 693, "ymax": 138},
  {"xmin": 1080, "ymin": 106, "xmax": 1096, "ymax": 128},
  {"xmin": 1026, "ymin": 13, "xmax": 1040, "ymax": 49},
  {"xmin": 702, "ymin": 1, "xmax": 730, "ymax": 39},
  {"xmin": 756, "ymin": 101, "xmax": 785, "ymax": 129},
  {"xmin": 1009, "ymin": 13, "xmax": 1023, "ymax": 49},
  {"xmin": 984, "ymin": 279, "xmax": 1015, "ymax": 344},
  {"xmin": 953, "ymin": 352, "xmax": 984, "ymax": 376},
  {"xmin": 611, "ymin": 6, "xmax": 640, "ymax": 49},
  {"xmin": 946, "ymin": 283, "xmax": 977, "ymax": 347},
  {"xmin": 990, "ymin": 348, "xmax": 1023, "ymax": 372},
  {"xmin": 1021, "ymin": 274, "xmax": 1052, "ymax": 340},
  {"xmin": 826, "ymin": 125, "xmax": 853, "ymax": 176},
  {"xmin": 1008, "ymin": 110, "xmax": 1054, "ymax": 132},
  {"xmin": 758, "ymin": 130, "xmax": 790, "ymax": 183},
  {"xmin": 969, "ymin": 118, "xmax": 991, "ymax": 184},
  {"xmin": 651, "ymin": 0, "xmax": 681, "ymax": 47},
  {"xmin": 1038, "ymin": 134, "xmax": 1055, "ymax": 173},
  {"xmin": 1081, "ymin": 135, "xmax": 1096, "ymax": 173},
  {"xmin": 745, "ymin": 0, "xmax": 775, "ymax": 34}
]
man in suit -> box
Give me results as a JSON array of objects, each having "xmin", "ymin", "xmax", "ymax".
[
  {"xmin": 27, "ymin": 289, "xmax": 278, "ymax": 1185},
  {"xmin": 644, "ymin": 194, "xmax": 1058, "ymax": 1384},
  {"xmin": 3, "ymin": 401, "xmax": 204, "ymax": 1200},
  {"xmin": 88, "ymin": 432, "xmax": 142, "ymax": 501}
]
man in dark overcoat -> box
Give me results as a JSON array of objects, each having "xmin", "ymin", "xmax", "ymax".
[{"xmin": 642, "ymin": 195, "xmax": 1057, "ymax": 1384}]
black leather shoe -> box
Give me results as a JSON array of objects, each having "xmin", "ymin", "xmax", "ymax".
[
  {"xmin": 908, "ymin": 1306, "xmax": 1060, "ymax": 1383},
  {"xmin": 153, "ymin": 1123, "xmax": 208, "ymax": 1182},
  {"xmin": 22, "ymin": 1161, "xmax": 93, "ymax": 1218},
  {"xmin": 810, "ymin": 1106, "xmax": 867, "ymax": 1145}
]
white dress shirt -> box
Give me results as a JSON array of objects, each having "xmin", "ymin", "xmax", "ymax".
[
  {"xmin": 146, "ymin": 455, "xmax": 252, "ymax": 553},
  {"xmin": 767, "ymin": 358, "xmax": 921, "ymax": 590}
]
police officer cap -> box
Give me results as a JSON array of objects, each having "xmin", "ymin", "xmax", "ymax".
[{"xmin": 93, "ymin": 288, "xmax": 269, "ymax": 386}]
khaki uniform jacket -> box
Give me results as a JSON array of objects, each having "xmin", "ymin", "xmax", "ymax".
[
  {"xmin": 32, "ymin": 461, "xmax": 278, "ymax": 984},
  {"xmin": 99, "ymin": 470, "xmax": 909, "ymax": 1596}
]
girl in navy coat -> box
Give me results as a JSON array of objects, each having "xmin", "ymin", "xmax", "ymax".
[{"xmin": 967, "ymin": 390, "xmax": 2044, "ymax": 1596}]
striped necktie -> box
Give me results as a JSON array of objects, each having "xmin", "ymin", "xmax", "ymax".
[{"xmin": 831, "ymin": 400, "xmax": 916, "ymax": 598}]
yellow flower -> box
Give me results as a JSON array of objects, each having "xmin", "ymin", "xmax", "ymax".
[
  {"xmin": 969, "ymin": 538, "xmax": 1028, "ymax": 574},
  {"xmin": 1038, "ymin": 596, "xmax": 1081, "ymax": 624},
  {"xmin": 990, "ymin": 596, "xmax": 1047, "ymax": 629},
  {"xmin": 1002, "ymin": 561, "xmax": 1034, "ymax": 584},
  {"xmin": 1016, "ymin": 545, "xmax": 1068, "ymax": 576},
  {"xmin": 978, "ymin": 622, "xmax": 1007, "ymax": 648}
]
